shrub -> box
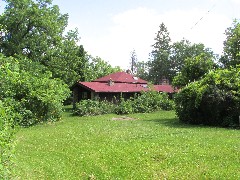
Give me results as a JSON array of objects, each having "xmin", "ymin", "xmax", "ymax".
[
  {"xmin": 132, "ymin": 91, "xmax": 174, "ymax": 113},
  {"xmin": 0, "ymin": 54, "xmax": 70, "ymax": 126},
  {"xmin": 74, "ymin": 99, "xmax": 115, "ymax": 116},
  {"xmin": 175, "ymin": 66, "xmax": 240, "ymax": 126},
  {"xmin": 115, "ymin": 97, "xmax": 134, "ymax": 115},
  {"xmin": 74, "ymin": 91, "xmax": 174, "ymax": 116},
  {"xmin": 0, "ymin": 100, "xmax": 16, "ymax": 179}
]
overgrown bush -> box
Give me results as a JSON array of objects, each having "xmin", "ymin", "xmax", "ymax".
[
  {"xmin": 74, "ymin": 99, "xmax": 115, "ymax": 116},
  {"xmin": 115, "ymin": 97, "xmax": 134, "ymax": 115},
  {"xmin": 74, "ymin": 91, "xmax": 174, "ymax": 116},
  {"xmin": 132, "ymin": 91, "xmax": 174, "ymax": 113},
  {"xmin": 0, "ymin": 54, "xmax": 70, "ymax": 126},
  {"xmin": 0, "ymin": 100, "xmax": 16, "ymax": 179},
  {"xmin": 175, "ymin": 66, "xmax": 240, "ymax": 126}
]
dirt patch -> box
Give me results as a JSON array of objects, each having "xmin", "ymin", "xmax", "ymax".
[{"xmin": 111, "ymin": 116, "xmax": 137, "ymax": 121}]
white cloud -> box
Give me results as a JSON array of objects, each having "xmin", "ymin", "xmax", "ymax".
[
  {"xmin": 81, "ymin": 6, "xmax": 233, "ymax": 69},
  {"xmin": 231, "ymin": 0, "xmax": 240, "ymax": 4},
  {"xmin": 82, "ymin": 7, "xmax": 160, "ymax": 69}
]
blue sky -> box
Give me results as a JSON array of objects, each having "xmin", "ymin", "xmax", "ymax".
[{"xmin": 1, "ymin": 0, "xmax": 240, "ymax": 69}]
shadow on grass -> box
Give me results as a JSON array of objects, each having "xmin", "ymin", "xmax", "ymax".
[
  {"xmin": 146, "ymin": 117, "xmax": 207, "ymax": 129},
  {"xmin": 148, "ymin": 117, "xmax": 240, "ymax": 130}
]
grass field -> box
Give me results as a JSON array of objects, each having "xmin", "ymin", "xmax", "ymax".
[{"xmin": 14, "ymin": 107, "xmax": 240, "ymax": 179}]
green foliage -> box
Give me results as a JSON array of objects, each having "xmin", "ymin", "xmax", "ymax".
[
  {"xmin": 0, "ymin": 0, "xmax": 68, "ymax": 64},
  {"xmin": 170, "ymin": 40, "xmax": 215, "ymax": 80},
  {"xmin": 84, "ymin": 56, "xmax": 122, "ymax": 82},
  {"xmin": 47, "ymin": 29, "xmax": 88, "ymax": 87},
  {"xmin": 0, "ymin": 0, "xmax": 121, "ymax": 90},
  {"xmin": 148, "ymin": 23, "xmax": 171, "ymax": 84},
  {"xmin": 115, "ymin": 97, "xmax": 134, "ymax": 115},
  {"xmin": 134, "ymin": 60, "xmax": 149, "ymax": 80},
  {"xmin": 74, "ymin": 99, "xmax": 115, "ymax": 116},
  {"xmin": 132, "ymin": 91, "xmax": 174, "ymax": 113},
  {"xmin": 220, "ymin": 20, "xmax": 240, "ymax": 67},
  {"xmin": 0, "ymin": 54, "xmax": 70, "ymax": 126},
  {"xmin": 74, "ymin": 91, "xmax": 174, "ymax": 116},
  {"xmin": 173, "ymin": 53, "xmax": 216, "ymax": 88},
  {"xmin": 175, "ymin": 66, "xmax": 240, "ymax": 126},
  {"xmin": 0, "ymin": 100, "xmax": 15, "ymax": 179},
  {"xmin": 147, "ymin": 23, "xmax": 215, "ymax": 84}
]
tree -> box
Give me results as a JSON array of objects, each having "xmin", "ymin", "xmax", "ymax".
[
  {"xmin": 134, "ymin": 61, "xmax": 149, "ymax": 80},
  {"xmin": 173, "ymin": 53, "xmax": 216, "ymax": 88},
  {"xmin": 0, "ymin": 0, "xmax": 68, "ymax": 65},
  {"xmin": 47, "ymin": 29, "xmax": 88, "ymax": 87},
  {"xmin": 148, "ymin": 23, "xmax": 171, "ymax": 84},
  {"xmin": 220, "ymin": 20, "xmax": 240, "ymax": 67},
  {"xmin": 129, "ymin": 49, "xmax": 138, "ymax": 75},
  {"xmin": 169, "ymin": 39, "xmax": 214, "ymax": 80},
  {"xmin": 84, "ymin": 56, "xmax": 122, "ymax": 82},
  {"xmin": 147, "ymin": 23, "xmax": 216, "ymax": 84}
]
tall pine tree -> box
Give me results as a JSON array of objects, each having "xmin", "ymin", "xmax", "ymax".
[{"xmin": 148, "ymin": 23, "xmax": 171, "ymax": 84}]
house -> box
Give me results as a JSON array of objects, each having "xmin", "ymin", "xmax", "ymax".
[{"xmin": 72, "ymin": 71, "xmax": 177, "ymax": 106}]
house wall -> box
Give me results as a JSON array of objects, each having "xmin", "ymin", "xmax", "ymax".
[{"xmin": 72, "ymin": 86, "xmax": 92, "ymax": 107}]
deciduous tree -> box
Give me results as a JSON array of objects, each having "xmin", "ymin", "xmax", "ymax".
[
  {"xmin": 47, "ymin": 29, "xmax": 88, "ymax": 87},
  {"xmin": 220, "ymin": 20, "xmax": 240, "ymax": 67},
  {"xmin": 170, "ymin": 39, "xmax": 214, "ymax": 80},
  {"xmin": 173, "ymin": 53, "xmax": 216, "ymax": 88},
  {"xmin": 84, "ymin": 56, "xmax": 121, "ymax": 82},
  {"xmin": 0, "ymin": 0, "xmax": 68, "ymax": 65}
]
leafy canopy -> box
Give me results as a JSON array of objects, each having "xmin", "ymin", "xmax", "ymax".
[
  {"xmin": 173, "ymin": 53, "xmax": 216, "ymax": 88},
  {"xmin": 0, "ymin": 0, "xmax": 68, "ymax": 64},
  {"xmin": 220, "ymin": 20, "xmax": 240, "ymax": 67}
]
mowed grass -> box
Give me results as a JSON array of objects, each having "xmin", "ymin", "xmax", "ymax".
[{"xmin": 14, "ymin": 108, "xmax": 240, "ymax": 179}]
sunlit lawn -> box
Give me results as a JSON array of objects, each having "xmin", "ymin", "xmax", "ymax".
[{"xmin": 14, "ymin": 108, "xmax": 240, "ymax": 179}]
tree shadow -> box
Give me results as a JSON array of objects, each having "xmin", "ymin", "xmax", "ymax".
[
  {"xmin": 146, "ymin": 117, "xmax": 208, "ymax": 129},
  {"xmin": 147, "ymin": 117, "xmax": 240, "ymax": 130}
]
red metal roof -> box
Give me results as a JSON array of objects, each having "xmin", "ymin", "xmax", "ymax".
[
  {"xmin": 78, "ymin": 82, "xmax": 176, "ymax": 93},
  {"xmin": 154, "ymin": 85, "xmax": 177, "ymax": 93},
  {"xmin": 93, "ymin": 71, "xmax": 147, "ymax": 84}
]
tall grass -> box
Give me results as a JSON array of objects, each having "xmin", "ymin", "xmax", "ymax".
[{"xmin": 14, "ymin": 108, "xmax": 240, "ymax": 179}]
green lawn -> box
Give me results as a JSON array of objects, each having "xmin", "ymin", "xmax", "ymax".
[{"xmin": 14, "ymin": 108, "xmax": 240, "ymax": 179}]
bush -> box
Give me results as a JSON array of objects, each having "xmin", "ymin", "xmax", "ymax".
[
  {"xmin": 115, "ymin": 97, "xmax": 134, "ymax": 115},
  {"xmin": 132, "ymin": 91, "xmax": 174, "ymax": 113},
  {"xmin": 74, "ymin": 91, "xmax": 174, "ymax": 116},
  {"xmin": 0, "ymin": 54, "xmax": 70, "ymax": 126},
  {"xmin": 175, "ymin": 66, "xmax": 240, "ymax": 126},
  {"xmin": 0, "ymin": 100, "xmax": 16, "ymax": 179},
  {"xmin": 74, "ymin": 99, "xmax": 115, "ymax": 116}
]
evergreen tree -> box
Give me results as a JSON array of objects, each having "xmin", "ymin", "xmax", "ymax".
[{"xmin": 148, "ymin": 23, "xmax": 171, "ymax": 84}]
